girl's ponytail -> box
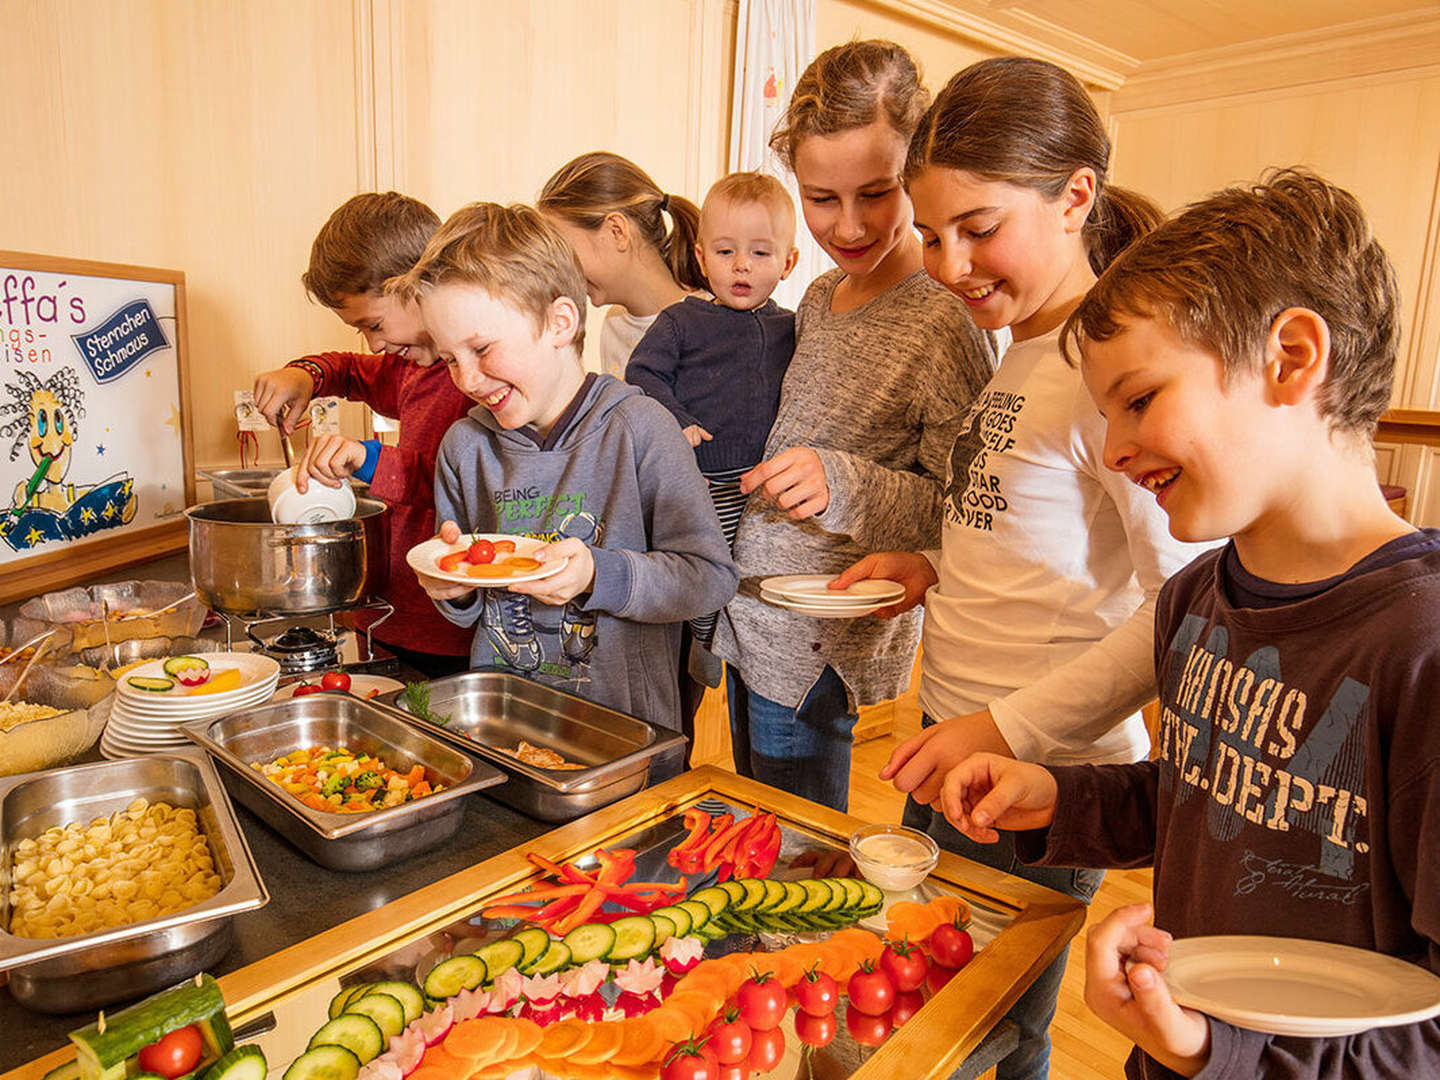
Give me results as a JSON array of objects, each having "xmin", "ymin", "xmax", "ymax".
[
  {"xmin": 656, "ymin": 192, "xmax": 707, "ymax": 293},
  {"xmin": 906, "ymin": 57, "xmax": 1161, "ymax": 270}
]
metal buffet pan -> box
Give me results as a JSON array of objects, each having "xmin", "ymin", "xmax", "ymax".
[
  {"xmin": 184, "ymin": 692, "xmax": 505, "ymax": 872},
  {"xmin": 376, "ymin": 671, "xmax": 687, "ymax": 823},
  {"xmin": 0, "ymin": 749, "xmax": 268, "ymax": 1014}
]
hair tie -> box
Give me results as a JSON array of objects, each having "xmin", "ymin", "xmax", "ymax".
[{"xmin": 659, "ymin": 193, "xmax": 670, "ymax": 214}]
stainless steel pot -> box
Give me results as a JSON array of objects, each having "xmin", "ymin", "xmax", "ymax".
[{"xmin": 186, "ymin": 497, "xmax": 389, "ymax": 616}]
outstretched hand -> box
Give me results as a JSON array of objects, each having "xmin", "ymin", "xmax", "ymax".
[
  {"xmin": 937, "ymin": 753, "xmax": 1058, "ymax": 842},
  {"xmin": 879, "ymin": 709, "xmax": 1013, "ymax": 806},
  {"xmin": 831, "ymin": 551, "xmax": 937, "ymax": 618},
  {"xmin": 416, "ymin": 520, "xmax": 475, "ymax": 601},
  {"xmin": 741, "ymin": 447, "xmax": 829, "ymax": 520}
]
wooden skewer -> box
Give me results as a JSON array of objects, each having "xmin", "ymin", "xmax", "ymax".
[{"xmin": 3, "ymin": 631, "xmax": 55, "ymax": 703}]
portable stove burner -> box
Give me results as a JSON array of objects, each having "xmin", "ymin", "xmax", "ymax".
[
  {"xmin": 265, "ymin": 625, "xmax": 340, "ymax": 672},
  {"xmin": 221, "ymin": 599, "xmax": 398, "ymax": 675}
]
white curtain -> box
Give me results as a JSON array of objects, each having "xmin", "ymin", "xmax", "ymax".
[{"xmin": 728, "ymin": 0, "xmax": 826, "ymax": 311}]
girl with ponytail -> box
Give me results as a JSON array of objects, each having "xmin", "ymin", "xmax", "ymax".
[
  {"xmin": 538, "ymin": 152, "xmax": 706, "ymax": 377},
  {"xmin": 833, "ymin": 57, "xmax": 1214, "ymax": 1080}
]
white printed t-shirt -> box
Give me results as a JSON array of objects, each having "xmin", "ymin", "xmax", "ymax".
[{"xmin": 919, "ymin": 326, "xmax": 1216, "ymax": 765}]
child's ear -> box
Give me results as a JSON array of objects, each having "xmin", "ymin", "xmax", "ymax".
[
  {"xmin": 603, "ymin": 212, "xmax": 631, "ymax": 253},
  {"xmin": 780, "ymin": 246, "xmax": 800, "ymax": 280},
  {"xmin": 1062, "ymin": 167, "xmax": 1099, "ymax": 234},
  {"xmin": 1265, "ymin": 307, "xmax": 1330, "ymax": 406},
  {"xmin": 546, "ymin": 295, "xmax": 582, "ymax": 348},
  {"xmin": 693, "ymin": 242, "xmax": 708, "ymax": 280}
]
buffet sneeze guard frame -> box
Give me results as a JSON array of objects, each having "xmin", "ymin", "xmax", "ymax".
[{"xmin": 4, "ymin": 765, "xmax": 1085, "ymax": 1080}]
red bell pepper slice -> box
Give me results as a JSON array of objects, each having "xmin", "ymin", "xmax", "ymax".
[
  {"xmin": 701, "ymin": 815, "xmax": 750, "ymax": 870},
  {"xmin": 484, "ymin": 882, "xmax": 592, "ymax": 907},
  {"xmin": 672, "ymin": 808, "xmax": 712, "ymax": 855},
  {"xmin": 553, "ymin": 887, "xmax": 607, "ymax": 935},
  {"xmin": 596, "ymin": 848, "xmax": 636, "ymax": 886},
  {"xmin": 752, "ymin": 828, "xmax": 782, "ymax": 878},
  {"xmin": 480, "ymin": 904, "xmax": 550, "ymax": 920}
]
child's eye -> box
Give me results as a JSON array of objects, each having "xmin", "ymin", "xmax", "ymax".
[
  {"xmin": 969, "ymin": 225, "xmax": 999, "ymax": 240},
  {"xmin": 805, "ymin": 194, "xmax": 835, "ymax": 205},
  {"xmin": 860, "ymin": 188, "xmax": 894, "ymax": 201},
  {"xmin": 921, "ymin": 235, "xmax": 940, "ymax": 249},
  {"xmin": 1128, "ymin": 391, "xmax": 1155, "ymax": 413}
]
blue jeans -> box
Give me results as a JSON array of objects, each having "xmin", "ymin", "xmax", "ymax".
[
  {"xmin": 905, "ymin": 721, "xmax": 1105, "ymax": 1080},
  {"xmin": 726, "ymin": 665, "xmax": 857, "ymax": 812}
]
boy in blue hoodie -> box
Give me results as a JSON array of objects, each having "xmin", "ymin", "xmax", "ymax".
[{"xmin": 400, "ymin": 202, "xmax": 739, "ymax": 775}]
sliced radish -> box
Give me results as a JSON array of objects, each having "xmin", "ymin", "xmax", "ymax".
[{"xmin": 414, "ymin": 1003, "xmax": 454, "ymax": 1046}]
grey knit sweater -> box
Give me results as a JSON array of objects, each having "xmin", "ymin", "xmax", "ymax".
[{"xmin": 713, "ymin": 269, "xmax": 995, "ymax": 707}]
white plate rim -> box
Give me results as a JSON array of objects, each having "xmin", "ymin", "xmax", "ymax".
[
  {"xmin": 760, "ymin": 591, "xmax": 885, "ymax": 619},
  {"xmin": 116, "ymin": 653, "xmax": 280, "ymax": 702},
  {"xmin": 760, "ymin": 574, "xmax": 904, "ymax": 603},
  {"xmin": 1164, "ymin": 935, "xmax": 1440, "ymax": 1036},
  {"xmin": 269, "ymin": 674, "xmax": 406, "ymax": 702},
  {"xmin": 405, "ymin": 535, "xmax": 569, "ymax": 587}
]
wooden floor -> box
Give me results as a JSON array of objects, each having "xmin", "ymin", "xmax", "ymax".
[{"xmin": 691, "ymin": 680, "xmax": 1150, "ymax": 1080}]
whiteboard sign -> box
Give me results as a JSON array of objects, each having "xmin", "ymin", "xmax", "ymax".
[{"xmin": 0, "ymin": 252, "xmax": 194, "ymax": 603}]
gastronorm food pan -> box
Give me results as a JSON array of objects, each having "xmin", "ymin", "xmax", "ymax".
[
  {"xmin": 184, "ymin": 692, "xmax": 505, "ymax": 871},
  {"xmin": 377, "ymin": 671, "xmax": 687, "ymax": 822},
  {"xmin": 0, "ymin": 749, "xmax": 267, "ymax": 1013}
]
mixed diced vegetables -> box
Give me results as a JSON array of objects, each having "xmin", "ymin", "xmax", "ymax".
[{"xmin": 252, "ymin": 745, "xmax": 442, "ymax": 813}]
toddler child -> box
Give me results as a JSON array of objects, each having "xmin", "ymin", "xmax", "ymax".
[
  {"xmin": 253, "ymin": 192, "xmax": 474, "ymax": 677},
  {"xmin": 626, "ymin": 171, "xmax": 799, "ymax": 648},
  {"xmin": 402, "ymin": 202, "xmax": 739, "ymax": 778},
  {"xmin": 942, "ymin": 169, "xmax": 1438, "ymax": 1079}
]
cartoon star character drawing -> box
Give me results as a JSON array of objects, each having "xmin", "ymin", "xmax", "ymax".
[{"xmin": 0, "ymin": 368, "xmax": 138, "ymax": 551}]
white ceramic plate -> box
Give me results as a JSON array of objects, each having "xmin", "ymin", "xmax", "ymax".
[
  {"xmin": 406, "ymin": 535, "xmax": 569, "ymax": 587},
  {"xmin": 116, "ymin": 652, "xmax": 281, "ymax": 704},
  {"xmin": 270, "ymin": 674, "xmax": 406, "ymax": 702},
  {"xmin": 760, "ymin": 589, "xmax": 886, "ymax": 619},
  {"xmin": 1164, "ymin": 936, "xmax": 1440, "ymax": 1037},
  {"xmin": 760, "ymin": 574, "xmax": 904, "ymax": 604},
  {"xmin": 113, "ymin": 679, "xmax": 277, "ymax": 716}
]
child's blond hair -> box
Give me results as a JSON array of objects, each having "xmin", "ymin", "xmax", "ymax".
[
  {"xmin": 1063, "ymin": 168, "xmax": 1400, "ymax": 435},
  {"xmin": 391, "ymin": 202, "xmax": 588, "ymax": 351},
  {"xmin": 701, "ymin": 172, "xmax": 796, "ymax": 245},
  {"xmin": 302, "ymin": 192, "xmax": 440, "ymax": 308}
]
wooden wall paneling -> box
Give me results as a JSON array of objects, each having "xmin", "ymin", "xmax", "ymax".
[
  {"xmin": 1404, "ymin": 159, "xmax": 1440, "ymax": 412},
  {"xmin": 818, "ymin": 0, "xmax": 1001, "ymax": 89}
]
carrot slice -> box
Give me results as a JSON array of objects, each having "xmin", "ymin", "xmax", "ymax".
[
  {"xmin": 568, "ymin": 1021, "xmax": 625, "ymax": 1065},
  {"xmin": 539, "ymin": 1018, "xmax": 593, "ymax": 1057},
  {"xmin": 406, "ymin": 1066, "xmax": 463, "ymax": 1080},
  {"xmin": 418, "ymin": 1046, "xmax": 475, "ymax": 1076},
  {"xmin": 931, "ymin": 894, "xmax": 972, "ymax": 927},
  {"xmin": 611, "ymin": 1016, "xmax": 665, "ymax": 1067},
  {"xmin": 674, "ymin": 966, "xmax": 731, "ymax": 1001},
  {"xmin": 664, "ymin": 989, "xmax": 724, "ymax": 1033},
  {"xmin": 611, "ymin": 1064, "xmax": 663, "ymax": 1080},
  {"xmin": 505, "ymin": 1017, "xmax": 544, "ymax": 1061},
  {"xmin": 648, "ymin": 1004, "xmax": 699, "ymax": 1044},
  {"xmin": 445, "ymin": 1017, "xmax": 508, "ymax": 1063}
]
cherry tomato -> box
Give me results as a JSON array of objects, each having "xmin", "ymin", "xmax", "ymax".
[
  {"xmin": 847, "ymin": 961, "xmax": 896, "ymax": 1017},
  {"xmin": 929, "ymin": 921, "xmax": 975, "ymax": 970},
  {"xmin": 794, "ymin": 1009, "xmax": 836, "ymax": 1048},
  {"xmin": 845, "ymin": 1006, "xmax": 893, "ymax": 1047},
  {"xmin": 662, "ymin": 1042, "xmax": 720, "ymax": 1080},
  {"xmin": 717, "ymin": 1066, "xmax": 747, "ymax": 1080},
  {"xmin": 746, "ymin": 1026, "xmax": 785, "ymax": 1072},
  {"xmin": 925, "ymin": 963, "xmax": 958, "ymax": 995},
  {"xmin": 890, "ymin": 989, "xmax": 924, "ymax": 1028},
  {"xmin": 320, "ymin": 670, "xmax": 351, "ymax": 692},
  {"xmin": 880, "ymin": 941, "xmax": 928, "ymax": 993},
  {"xmin": 736, "ymin": 972, "xmax": 788, "ymax": 1032},
  {"xmin": 136, "ymin": 1025, "xmax": 204, "ymax": 1079},
  {"xmin": 291, "ymin": 682, "xmax": 324, "ymax": 697},
  {"xmin": 492, "ymin": 539, "xmax": 517, "ymax": 553},
  {"xmin": 466, "ymin": 538, "xmax": 496, "ymax": 564},
  {"xmin": 795, "ymin": 965, "xmax": 838, "ymax": 1017},
  {"xmin": 704, "ymin": 1008, "xmax": 753, "ymax": 1066}
]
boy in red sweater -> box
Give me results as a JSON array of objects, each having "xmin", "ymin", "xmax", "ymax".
[{"xmin": 254, "ymin": 192, "xmax": 474, "ymax": 676}]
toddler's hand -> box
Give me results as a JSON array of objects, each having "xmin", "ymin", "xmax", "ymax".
[
  {"xmin": 509, "ymin": 538, "xmax": 595, "ymax": 606},
  {"xmin": 1085, "ymin": 905, "xmax": 1209, "ymax": 1076},
  {"xmin": 831, "ymin": 551, "xmax": 938, "ymax": 618},
  {"xmin": 295, "ymin": 434, "xmax": 366, "ymax": 494},
  {"xmin": 879, "ymin": 708, "xmax": 1013, "ymax": 806},
  {"xmin": 937, "ymin": 753, "xmax": 1058, "ymax": 842},
  {"xmin": 682, "ymin": 424, "xmax": 713, "ymax": 448},
  {"xmin": 417, "ymin": 521, "xmax": 476, "ymax": 601},
  {"xmin": 741, "ymin": 447, "xmax": 829, "ymax": 519},
  {"xmin": 253, "ymin": 367, "xmax": 314, "ymax": 433}
]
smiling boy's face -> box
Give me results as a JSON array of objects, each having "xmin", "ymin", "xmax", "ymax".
[
  {"xmin": 421, "ymin": 281, "xmax": 584, "ymax": 437},
  {"xmin": 1082, "ymin": 314, "xmax": 1288, "ymax": 546},
  {"xmin": 334, "ymin": 290, "xmax": 436, "ymax": 366}
]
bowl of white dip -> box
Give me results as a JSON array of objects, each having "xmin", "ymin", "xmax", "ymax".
[{"xmin": 849, "ymin": 823, "xmax": 940, "ymax": 892}]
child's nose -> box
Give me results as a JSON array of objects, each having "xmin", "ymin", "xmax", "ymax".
[
  {"xmin": 363, "ymin": 331, "xmax": 385, "ymax": 353},
  {"xmin": 938, "ymin": 240, "xmax": 971, "ymax": 287},
  {"xmin": 1103, "ymin": 425, "xmax": 1136, "ymax": 473}
]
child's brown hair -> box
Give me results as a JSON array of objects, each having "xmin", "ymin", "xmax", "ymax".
[
  {"xmin": 702, "ymin": 172, "xmax": 796, "ymax": 244},
  {"xmin": 537, "ymin": 152, "xmax": 707, "ymax": 293},
  {"xmin": 302, "ymin": 192, "xmax": 440, "ymax": 308},
  {"xmin": 390, "ymin": 202, "xmax": 588, "ymax": 352},
  {"xmin": 769, "ymin": 39, "xmax": 929, "ymax": 170},
  {"xmin": 1063, "ymin": 168, "xmax": 1400, "ymax": 434},
  {"xmin": 906, "ymin": 57, "xmax": 1161, "ymax": 273}
]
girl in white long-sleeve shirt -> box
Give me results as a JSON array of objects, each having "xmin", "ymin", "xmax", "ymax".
[{"xmin": 835, "ymin": 57, "xmax": 1215, "ymax": 1080}]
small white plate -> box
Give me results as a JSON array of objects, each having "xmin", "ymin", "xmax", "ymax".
[
  {"xmin": 1164, "ymin": 935, "xmax": 1440, "ymax": 1037},
  {"xmin": 406, "ymin": 535, "xmax": 569, "ymax": 587},
  {"xmin": 117, "ymin": 652, "xmax": 281, "ymax": 704},
  {"xmin": 270, "ymin": 674, "xmax": 406, "ymax": 702},
  {"xmin": 760, "ymin": 589, "xmax": 885, "ymax": 619},
  {"xmin": 760, "ymin": 574, "xmax": 904, "ymax": 604}
]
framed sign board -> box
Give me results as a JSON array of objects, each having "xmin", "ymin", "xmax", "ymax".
[{"xmin": 0, "ymin": 252, "xmax": 195, "ymax": 605}]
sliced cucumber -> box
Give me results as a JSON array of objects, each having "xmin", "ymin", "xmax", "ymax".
[
  {"xmin": 42, "ymin": 1062, "xmax": 80, "ymax": 1080},
  {"xmin": 474, "ymin": 939, "xmax": 525, "ymax": 983},
  {"xmin": 282, "ymin": 1045, "xmax": 360, "ymax": 1080},
  {"xmin": 526, "ymin": 940, "xmax": 572, "ymax": 977},
  {"xmin": 820, "ymin": 879, "xmax": 848, "ymax": 912},
  {"xmin": 717, "ymin": 881, "xmax": 748, "ymax": 906},
  {"xmin": 308, "ymin": 1014, "xmax": 384, "ymax": 1064},
  {"xmin": 605, "ymin": 916, "xmax": 657, "ymax": 963},
  {"xmin": 163, "ymin": 656, "xmax": 209, "ymax": 677},
  {"xmin": 756, "ymin": 880, "xmax": 787, "ymax": 912},
  {"xmin": 422, "ymin": 954, "xmax": 486, "ymax": 1001},
  {"xmin": 126, "ymin": 675, "xmax": 176, "ymax": 693},
  {"xmin": 649, "ymin": 912, "xmax": 676, "ymax": 947},
  {"xmin": 688, "ymin": 886, "xmax": 730, "ymax": 918},
  {"xmin": 676, "ymin": 899, "xmax": 711, "ymax": 931},
  {"xmin": 695, "ymin": 922, "xmax": 726, "ymax": 942},
  {"xmin": 510, "ymin": 927, "xmax": 552, "ymax": 968},
  {"xmin": 735, "ymin": 879, "xmax": 767, "ymax": 912},
  {"xmin": 198, "ymin": 1047, "xmax": 267, "ymax": 1080},
  {"xmin": 773, "ymin": 882, "xmax": 807, "ymax": 914},
  {"xmin": 797, "ymin": 880, "xmax": 831, "ymax": 912},
  {"xmin": 326, "ymin": 983, "xmax": 372, "ymax": 1021},
  {"xmin": 856, "ymin": 881, "xmax": 884, "ymax": 910},
  {"xmin": 344, "ymin": 992, "xmax": 406, "ymax": 1040},
  {"xmin": 651, "ymin": 904, "xmax": 692, "ymax": 938},
  {"xmin": 365, "ymin": 980, "xmax": 424, "ymax": 1026},
  {"xmin": 561, "ymin": 922, "xmax": 616, "ymax": 964},
  {"xmin": 838, "ymin": 878, "xmax": 867, "ymax": 908}
]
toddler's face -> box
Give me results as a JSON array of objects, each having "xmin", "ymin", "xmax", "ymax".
[
  {"xmin": 695, "ymin": 199, "xmax": 796, "ymax": 311},
  {"xmin": 1082, "ymin": 315, "xmax": 1278, "ymax": 546},
  {"xmin": 792, "ymin": 119, "xmax": 912, "ymax": 281},
  {"xmin": 421, "ymin": 282, "xmax": 581, "ymax": 436},
  {"xmin": 334, "ymin": 291, "xmax": 436, "ymax": 366}
]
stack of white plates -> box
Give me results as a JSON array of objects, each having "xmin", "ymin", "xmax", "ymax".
[
  {"xmin": 100, "ymin": 652, "xmax": 281, "ymax": 759},
  {"xmin": 759, "ymin": 575, "xmax": 905, "ymax": 619}
]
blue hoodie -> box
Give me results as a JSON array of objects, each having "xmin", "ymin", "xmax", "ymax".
[{"xmin": 432, "ymin": 373, "xmax": 739, "ymax": 733}]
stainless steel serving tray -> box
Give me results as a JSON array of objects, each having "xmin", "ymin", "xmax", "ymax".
[
  {"xmin": 184, "ymin": 692, "xmax": 505, "ymax": 871},
  {"xmin": 376, "ymin": 671, "xmax": 686, "ymax": 822},
  {"xmin": 0, "ymin": 749, "xmax": 268, "ymax": 1013}
]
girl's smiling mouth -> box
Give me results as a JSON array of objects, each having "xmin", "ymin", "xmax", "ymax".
[{"xmin": 1137, "ymin": 467, "xmax": 1180, "ymax": 497}]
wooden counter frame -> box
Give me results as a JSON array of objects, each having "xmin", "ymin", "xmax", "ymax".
[{"xmin": 5, "ymin": 765, "xmax": 1085, "ymax": 1080}]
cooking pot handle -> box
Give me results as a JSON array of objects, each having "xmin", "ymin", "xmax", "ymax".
[{"xmin": 269, "ymin": 534, "xmax": 355, "ymax": 548}]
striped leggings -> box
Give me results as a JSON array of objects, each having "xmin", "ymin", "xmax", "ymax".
[{"xmin": 691, "ymin": 466, "xmax": 748, "ymax": 645}]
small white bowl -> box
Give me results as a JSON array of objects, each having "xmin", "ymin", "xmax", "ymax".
[
  {"xmin": 267, "ymin": 466, "xmax": 356, "ymax": 524},
  {"xmin": 850, "ymin": 823, "xmax": 940, "ymax": 892}
]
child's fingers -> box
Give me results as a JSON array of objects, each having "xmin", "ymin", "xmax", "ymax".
[
  {"xmin": 831, "ymin": 556, "xmax": 880, "ymax": 590},
  {"xmin": 438, "ymin": 520, "xmax": 462, "ymax": 544},
  {"xmin": 1125, "ymin": 963, "xmax": 1209, "ymax": 1058},
  {"xmin": 879, "ymin": 724, "xmax": 937, "ymax": 781},
  {"xmin": 1086, "ymin": 905, "xmax": 1155, "ymax": 985}
]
